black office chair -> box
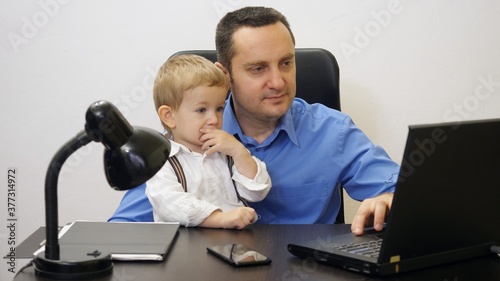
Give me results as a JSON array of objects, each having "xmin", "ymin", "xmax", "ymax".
[{"xmin": 171, "ymin": 48, "xmax": 344, "ymax": 224}]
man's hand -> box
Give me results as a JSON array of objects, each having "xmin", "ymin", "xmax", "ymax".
[{"xmin": 351, "ymin": 193, "xmax": 393, "ymax": 236}]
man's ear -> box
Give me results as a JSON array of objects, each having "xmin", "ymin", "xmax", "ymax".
[
  {"xmin": 215, "ymin": 62, "xmax": 229, "ymax": 76},
  {"xmin": 158, "ymin": 105, "xmax": 175, "ymax": 129},
  {"xmin": 214, "ymin": 61, "xmax": 227, "ymax": 73},
  {"xmin": 215, "ymin": 62, "xmax": 231, "ymax": 92}
]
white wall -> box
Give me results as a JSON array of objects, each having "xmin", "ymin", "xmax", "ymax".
[{"xmin": 1, "ymin": 0, "xmax": 499, "ymax": 279}]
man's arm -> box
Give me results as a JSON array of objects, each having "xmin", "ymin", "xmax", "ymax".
[{"xmin": 107, "ymin": 183, "xmax": 154, "ymax": 222}]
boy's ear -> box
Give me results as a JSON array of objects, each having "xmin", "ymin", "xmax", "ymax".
[{"xmin": 158, "ymin": 105, "xmax": 175, "ymax": 129}]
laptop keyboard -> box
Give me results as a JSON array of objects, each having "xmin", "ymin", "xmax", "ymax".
[{"xmin": 334, "ymin": 239, "xmax": 382, "ymax": 258}]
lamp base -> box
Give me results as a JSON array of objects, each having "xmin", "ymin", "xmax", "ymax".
[{"xmin": 34, "ymin": 248, "xmax": 113, "ymax": 280}]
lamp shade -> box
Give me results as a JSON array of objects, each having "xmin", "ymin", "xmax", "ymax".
[
  {"xmin": 104, "ymin": 126, "xmax": 171, "ymax": 190},
  {"xmin": 84, "ymin": 100, "xmax": 171, "ymax": 190},
  {"xmin": 33, "ymin": 100, "xmax": 171, "ymax": 279}
]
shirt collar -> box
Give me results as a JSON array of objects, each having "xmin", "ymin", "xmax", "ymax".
[
  {"xmin": 223, "ymin": 94, "xmax": 299, "ymax": 147},
  {"xmin": 279, "ymin": 107, "xmax": 299, "ymax": 146},
  {"xmin": 169, "ymin": 140, "xmax": 207, "ymax": 157},
  {"xmin": 168, "ymin": 141, "xmax": 182, "ymax": 156}
]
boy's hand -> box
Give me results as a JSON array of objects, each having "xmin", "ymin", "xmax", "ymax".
[
  {"xmin": 200, "ymin": 128, "xmax": 245, "ymax": 158},
  {"xmin": 200, "ymin": 128, "xmax": 258, "ymax": 180},
  {"xmin": 201, "ymin": 207, "xmax": 257, "ymax": 229},
  {"xmin": 221, "ymin": 207, "xmax": 257, "ymax": 229}
]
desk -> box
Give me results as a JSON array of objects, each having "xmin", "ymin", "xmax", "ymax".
[{"xmin": 13, "ymin": 224, "xmax": 500, "ymax": 281}]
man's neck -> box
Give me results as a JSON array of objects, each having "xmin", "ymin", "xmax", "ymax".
[
  {"xmin": 236, "ymin": 114, "xmax": 279, "ymax": 144},
  {"xmin": 228, "ymin": 96, "xmax": 282, "ymax": 144}
]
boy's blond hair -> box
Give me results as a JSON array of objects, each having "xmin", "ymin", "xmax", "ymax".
[{"xmin": 153, "ymin": 54, "xmax": 229, "ymax": 130}]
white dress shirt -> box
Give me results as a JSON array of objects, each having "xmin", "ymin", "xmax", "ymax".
[{"xmin": 146, "ymin": 141, "xmax": 271, "ymax": 226}]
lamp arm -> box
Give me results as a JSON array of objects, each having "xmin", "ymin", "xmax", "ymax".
[
  {"xmin": 34, "ymin": 101, "xmax": 169, "ymax": 279},
  {"xmin": 44, "ymin": 130, "xmax": 92, "ymax": 260}
]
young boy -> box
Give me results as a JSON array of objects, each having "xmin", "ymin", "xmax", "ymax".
[{"xmin": 146, "ymin": 54, "xmax": 271, "ymax": 229}]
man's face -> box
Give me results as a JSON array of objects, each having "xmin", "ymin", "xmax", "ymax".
[{"xmin": 229, "ymin": 22, "xmax": 296, "ymax": 125}]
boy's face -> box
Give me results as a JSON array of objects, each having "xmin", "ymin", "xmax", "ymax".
[{"xmin": 170, "ymin": 85, "xmax": 227, "ymax": 153}]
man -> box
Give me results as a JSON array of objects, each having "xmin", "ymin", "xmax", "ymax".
[{"xmin": 109, "ymin": 7, "xmax": 400, "ymax": 235}]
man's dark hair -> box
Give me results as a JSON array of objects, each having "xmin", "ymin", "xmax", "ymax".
[{"xmin": 215, "ymin": 6, "xmax": 295, "ymax": 74}]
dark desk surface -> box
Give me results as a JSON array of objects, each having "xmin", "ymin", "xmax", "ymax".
[{"xmin": 13, "ymin": 224, "xmax": 500, "ymax": 281}]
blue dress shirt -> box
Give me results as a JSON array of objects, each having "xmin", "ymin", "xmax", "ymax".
[{"xmin": 109, "ymin": 97, "xmax": 399, "ymax": 224}]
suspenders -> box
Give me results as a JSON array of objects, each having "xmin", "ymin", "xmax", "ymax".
[
  {"xmin": 167, "ymin": 156, "xmax": 187, "ymax": 192},
  {"xmin": 167, "ymin": 155, "xmax": 249, "ymax": 207}
]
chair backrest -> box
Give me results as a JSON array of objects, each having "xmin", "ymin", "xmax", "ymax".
[{"xmin": 171, "ymin": 48, "xmax": 344, "ymax": 223}]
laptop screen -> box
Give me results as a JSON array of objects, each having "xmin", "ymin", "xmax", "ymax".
[{"xmin": 379, "ymin": 118, "xmax": 500, "ymax": 262}]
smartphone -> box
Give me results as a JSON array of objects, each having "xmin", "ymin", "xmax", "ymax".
[{"xmin": 207, "ymin": 244, "xmax": 272, "ymax": 267}]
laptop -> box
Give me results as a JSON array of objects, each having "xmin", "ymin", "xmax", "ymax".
[{"xmin": 288, "ymin": 118, "xmax": 500, "ymax": 276}]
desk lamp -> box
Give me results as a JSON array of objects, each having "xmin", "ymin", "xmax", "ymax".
[{"xmin": 33, "ymin": 100, "xmax": 171, "ymax": 279}]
